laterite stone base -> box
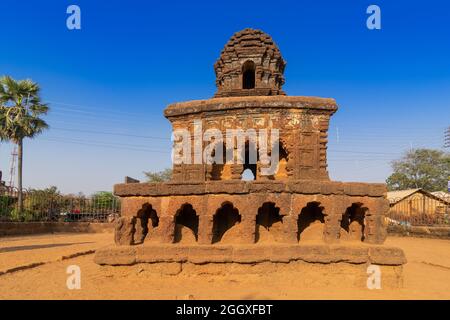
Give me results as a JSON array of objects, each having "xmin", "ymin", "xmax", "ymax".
[{"xmin": 95, "ymin": 243, "xmax": 405, "ymax": 289}]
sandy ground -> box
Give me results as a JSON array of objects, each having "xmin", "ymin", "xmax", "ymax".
[{"xmin": 0, "ymin": 233, "xmax": 450, "ymax": 299}]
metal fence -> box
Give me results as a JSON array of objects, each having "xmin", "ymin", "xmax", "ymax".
[
  {"xmin": 387, "ymin": 194, "xmax": 450, "ymax": 227},
  {"xmin": 0, "ymin": 188, "xmax": 120, "ymax": 222},
  {"xmin": 1, "ymin": 185, "xmax": 449, "ymax": 227}
]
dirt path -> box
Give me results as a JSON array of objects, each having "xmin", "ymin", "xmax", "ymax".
[
  {"xmin": 0, "ymin": 233, "xmax": 111, "ymax": 273},
  {"xmin": 0, "ymin": 234, "xmax": 449, "ymax": 299}
]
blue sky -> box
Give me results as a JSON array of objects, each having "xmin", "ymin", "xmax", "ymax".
[{"xmin": 1, "ymin": 0, "xmax": 449, "ymax": 194}]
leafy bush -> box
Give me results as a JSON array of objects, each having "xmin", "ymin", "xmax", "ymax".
[
  {"xmin": 91, "ymin": 191, "xmax": 120, "ymax": 213},
  {"xmin": 0, "ymin": 195, "xmax": 15, "ymax": 220},
  {"xmin": 10, "ymin": 208, "xmax": 35, "ymax": 222}
]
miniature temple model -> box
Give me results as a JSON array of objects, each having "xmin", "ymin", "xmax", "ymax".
[{"xmin": 95, "ymin": 29, "xmax": 406, "ymax": 287}]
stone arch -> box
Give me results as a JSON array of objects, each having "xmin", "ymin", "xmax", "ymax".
[
  {"xmin": 173, "ymin": 203, "xmax": 199, "ymax": 244},
  {"xmin": 241, "ymin": 169, "xmax": 255, "ymax": 181},
  {"xmin": 212, "ymin": 202, "xmax": 241, "ymax": 244},
  {"xmin": 340, "ymin": 203, "xmax": 367, "ymax": 242},
  {"xmin": 242, "ymin": 60, "xmax": 256, "ymax": 89},
  {"xmin": 240, "ymin": 139, "xmax": 258, "ymax": 180},
  {"xmin": 255, "ymin": 202, "xmax": 284, "ymax": 243},
  {"xmin": 134, "ymin": 203, "xmax": 159, "ymax": 244},
  {"xmin": 297, "ymin": 202, "xmax": 325, "ymax": 241}
]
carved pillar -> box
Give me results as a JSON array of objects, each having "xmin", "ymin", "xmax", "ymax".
[
  {"xmin": 237, "ymin": 214, "xmax": 256, "ymax": 244},
  {"xmin": 323, "ymin": 214, "xmax": 341, "ymax": 244},
  {"xmin": 282, "ymin": 214, "xmax": 298, "ymax": 243},
  {"xmin": 324, "ymin": 199, "xmax": 348, "ymax": 243},
  {"xmin": 114, "ymin": 216, "xmax": 136, "ymax": 246},
  {"xmin": 205, "ymin": 164, "xmax": 213, "ymax": 181},
  {"xmin": 158, "ymin": 216, "xmax": 175, "ymax": 243},
  {"xmin": 318, "ymin": 116, "xmax": 331, "ymax": 179},
  {"xmin": 365, "ymin": 214, "xmax": 387, "ymax": 244},
  {"xmin": 198, "ymin": 215, "xmax": 214, "ymax": 244},
  {"xmin": 365, "ymin": 198, "xmax": 388, "ymax": 244},
  {"xmin": 256, "ymin": 157, "xmax": 273, "ymax": 181},
  {"xmin": 230, "ymin": 164, "xmax": 243, "ymax": 180},
  {"xmin": 279, "ymin": 135, "xmax": 294, "ymax": 179},
  {"xmin": 134, "ymin": 215, "xmax": 148, "ymax": 245}
]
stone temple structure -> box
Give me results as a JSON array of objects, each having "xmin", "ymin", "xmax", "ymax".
[{"xmin": 95, "ymin": 29, "xmax": 406, "ymax": 287}]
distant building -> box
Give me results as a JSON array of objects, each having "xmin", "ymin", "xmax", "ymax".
[{"xmin": 387, "ymin": 189, "xmax": 450, "ymax": 216}]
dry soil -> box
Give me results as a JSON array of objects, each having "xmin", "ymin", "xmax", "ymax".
[{"xmin": 0, "ymin": 233, "xmax": 449, "ymax": 299}]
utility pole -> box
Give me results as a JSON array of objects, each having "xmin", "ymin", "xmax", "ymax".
[{"xmin": 8, "ymin": 145, "xmax": 17, "ymax": 189}]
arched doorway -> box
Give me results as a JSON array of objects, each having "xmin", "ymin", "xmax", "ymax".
[
  {"xmin": 255, "ymin": 202, "xmax": 283, "ymax": 243},
  {"xmin": 242, "ymin": 60, "xmax": 256, "ymax": 89},
  {"xmin": 241, "ymin": 169, "xmax": 255, "ymax": 181},
  {"xmin": 212, "ymin": 202, "xmax": 241, "ymax": 243},
  {"xmin": 340, "ymin": 203, "xmax": 366, "ymax": 241},
  {"xmin": 135, "ymin": 204, "xmax": 159, "ymax": 244},
  {"xmin": 173, "ymin": 204, "xmax": 199, "ymax": 243},
  {"xmin": 240, "ymin": 139, "xmax": 258, "ymax": 180},
  {"xmin": 297, "ymin": 202, "xmax": 325, "ymax": 241}
]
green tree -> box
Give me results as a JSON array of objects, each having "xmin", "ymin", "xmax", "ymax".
[
  {"xmin": 386, "ymin": 148, "xmax": 450, "ymax": 192},
  {"xmin": 29, "ymin": 186, "xmax": 61, "ymax": 196},
  {"xmin": 91, "ymin": 191, "xmax": 117, "ymax": 208},
  {"xmin": 144, "ymin": 168, "xmax": 172, "ymax": 182},
  {"xmin": 24, "ymin": 186, "xmax": 62, "ymax": 220},
  {"xmin": 0, "ymin": 76, "xmax": 49, "ymax": 213}
]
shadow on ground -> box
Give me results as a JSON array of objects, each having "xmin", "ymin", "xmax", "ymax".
[{"xmin": 0, "ymin": 242, "xmax": 94, "ymax": 253}]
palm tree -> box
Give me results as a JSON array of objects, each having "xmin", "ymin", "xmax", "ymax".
[{"xmin": 0, "ymin": 76, "xmax": 49, "ymax": 213}]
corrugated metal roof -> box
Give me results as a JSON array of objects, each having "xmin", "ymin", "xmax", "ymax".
[
  {"xmin": 387, "ymin": 189, "xmax": 450, "ymax": 205},
  {"xmin": 431, "ymin": 191, "xmax": 450, "ymax": 201},
  {"xmin": 386, "ymin": 189, "xmax": 421, "ymax": 203}
]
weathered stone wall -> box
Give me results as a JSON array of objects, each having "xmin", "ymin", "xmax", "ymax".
[
  {"xmin": 113, "ymin": 180, "xmax": 388, "ymax": 246},
  {"xmin": 94, "ymin": 244, "xmax": 406, "ymax": 289},
  {"xmin": 114, "ymin": 180, "xmax": 386, "ymax": 197},
  {"xmin": 0, "ymin": 222, "xmax": 114, "ymax": 237},
  {"xmin": 164, "ymin": 96, "xmax": 338, "ymax": 182},
  {"xmin": 388, "ymin": 224, "xmax": 450, "ymax": 239}
]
